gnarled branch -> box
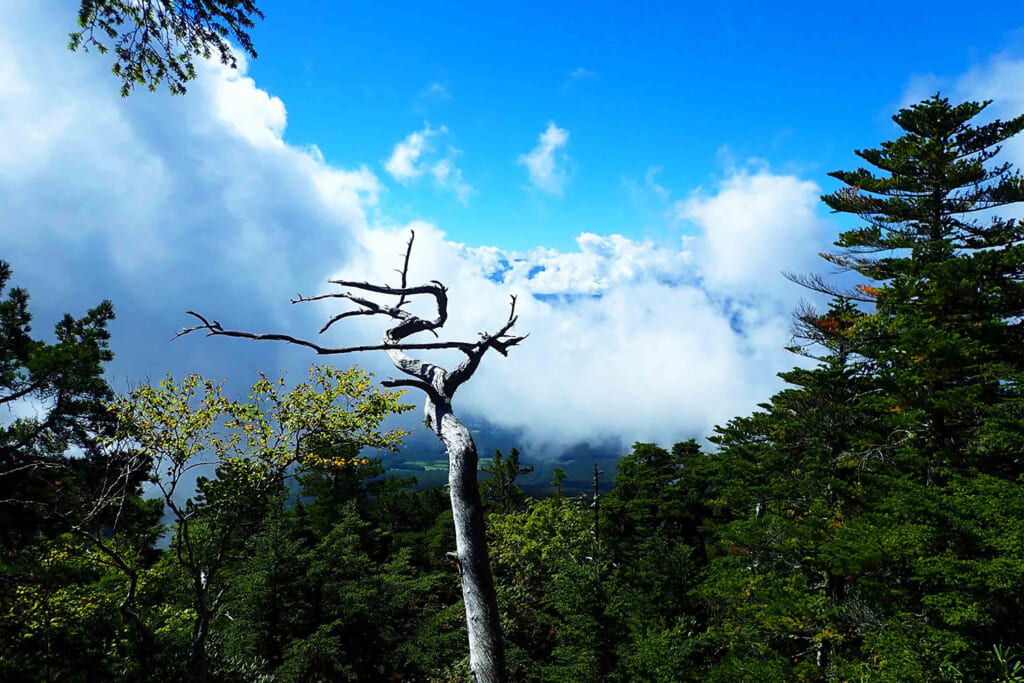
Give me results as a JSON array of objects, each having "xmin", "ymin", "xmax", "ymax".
[
  {"xmin": 174, "ymin": 310, "xmax": 473, "ymax": 355},
  {"xmin": 176, "ymin": 229, "xmax": 524, "ymax": 403}
]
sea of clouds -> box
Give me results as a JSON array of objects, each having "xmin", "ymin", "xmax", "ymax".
[{"xmin": 3, "ymin": 0, "xmax": 1021, "ymax": 457}]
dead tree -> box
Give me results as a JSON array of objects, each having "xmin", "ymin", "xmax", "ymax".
[{"xmin": 177, "ymin": 231, "xmax": 521, "ymax": 683}]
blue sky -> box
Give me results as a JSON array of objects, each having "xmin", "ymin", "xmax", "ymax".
[
  {"xmin": 243, "ymin": 0, "xmax": 1024, "ymax": 250},
  {"xmin": 1, "ymin": 0, "xmax": 1023, "ymax": 454}
]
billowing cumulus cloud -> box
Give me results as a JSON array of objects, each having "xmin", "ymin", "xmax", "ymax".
[
  {"xmin": 675, "ymin": 171, "xmax": 828, "ymax": 297},
  {"xmin": 0, "ymin": 0, "xmax": 379, "ymax": 391},
  {"xmin": 26, "ymin": 0, "xmax": 1021, "ymax": 458},
  {"xmin": 518, "ymin": 123, "xmax": 571, "ymax": 195},
  {"xmin": 324, "ymin": 221, "xmax": 813, "ymax": 453},
  {"xmin": 384, "ymin": 123, "xmax": 472, "ymax": 205}
]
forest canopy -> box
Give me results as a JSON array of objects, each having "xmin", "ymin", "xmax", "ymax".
[{"xmin": 2, "ymin": 94, "xmax": 1024, "ymax": 681}]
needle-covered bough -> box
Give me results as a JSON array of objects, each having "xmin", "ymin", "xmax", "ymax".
[{"xmin": 177, "ymin": 231, "xmax": 523, "ymax": 683}]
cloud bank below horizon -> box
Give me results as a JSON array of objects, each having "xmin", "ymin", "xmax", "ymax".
[{"xmin": 4, "ymin": 1, "xmax": 1022, "ymax": 456}]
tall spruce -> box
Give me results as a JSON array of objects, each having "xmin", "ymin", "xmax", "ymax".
[
  {"xmin": 815, "ymin": 95, "xmax": 1024, "ymax": 679},
  {"xmin": 700, "ymin": 96, "xmax": 1024, "ymax": 681},
  {"xmin": 820, "ymin": 96, "xmax": 1024, "ymax": 471}
]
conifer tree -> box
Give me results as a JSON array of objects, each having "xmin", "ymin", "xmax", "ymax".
[
  {"xmin": 819, "ymin": 96, "xmax": 1024, "ymax": 470},
  {"xmin": 814, "ymin": 95, "xmax": 1024, "ymax": 679},
  {"xmin": 701, "ymin": 96, "xmax": 1024, "ymax": 680},
  {"xmin": 700, "ymin": 300, "xmax": 886, "ymax": 680},
  {"xmin": 0, "ymin": 260, "xmax": 121, "ymax": 545},
  {"xmin": 481, "ymin": 447, "xmax": 534, "ymax": 514}
]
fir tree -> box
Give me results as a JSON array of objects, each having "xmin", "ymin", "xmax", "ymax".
[
  {"xmin": 698, "ymin": 96, "xmax": 1024, "ymax": 681},
  {"xmin": 815, "ymin": 95, "xmax": 1024, "ymax": 679},
  {"xmin": 481, "ymin": 447, "xmax": 534, "ymax": 515}
]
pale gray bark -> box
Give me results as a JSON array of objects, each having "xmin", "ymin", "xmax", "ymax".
[
  {"xmin": 178, "ymin": 230, "xmax": 519, "ymax": 683},
  {"xmin": 427, "ymin": 398, "xmax": 505, "ymax": 682},
  {"xmin": 377, "ymin": 341, "xmax": 510, "ymax": 681}
]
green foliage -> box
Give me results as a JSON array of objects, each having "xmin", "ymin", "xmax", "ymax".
[
  {"xmin": 819, "ymin": 95, "xmax": 1024, "ymax": 679},
  {"xmin": 693, "ymin": 95, "xmax": 1024, "ymax": 681},
  {"xmin": 490, "ymin": 496, "xmax": 612, "ymax": 681},
  {"xmin": 69, "ymin": 0, "xmax": 264, "ymax": 96},
  {"xmin": 0, "ymin": 265, "xmax": 166, "ymax": 681},
  {"xmin": 0, "ymin": 537, "xmax": 124, "ymax": 681},
  {"xmin": 604, "ymin": 440, "xmax": 710, "ymax": 551},
  {"xmin": 0, "ymin": 261, "xmax": 118, "ymax": 547},
  {"xmin": 102, "ymin": 365, "xmax": 412, "ymax": 680},
  {"xmin": 109, "ymin": 365, "xmax": 411, "ymax": 481},
  {"xmin": 489, "ymin": 440, "xmax": 710, "ymax": 682},
  {"xmin": 603, "ymin": 442, "xmax": 707, "ymax": 682},
  {"xmin": 481, "ymin": 447, "xmax": 534, "ymax": 514},
  {"xmin": 220, "ymin": 461, "xmax": 466, "ymax": 681}
]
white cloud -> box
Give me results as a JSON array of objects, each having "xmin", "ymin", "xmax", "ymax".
[
  {"xmin": 208, "ymin": 56, "xmax": 287, "ymax": 149},
  {"xmin": 518, "ymin": 122, "xmax": 571, "ymax": 196},
  {"xmin": 384, "ymin": 124, "xmax": 435, "ymax": 181},
  {"xmin": 0, "ymin": 0, "xmax": 379, "ymax": 388},
  {"xmin": 0, "ymin": 0, "xmax": 828, "ymax": 457},
  {"xmin": 674, "ymin": 170, "xmax": 827, "ymax": 296},
  {"xmin": 384, "ymin": 123, "xmax": 472, "ymax": 204},
  {"xmin": 329, "ymin": 221, "xmax": 807, "ymax": 452}
]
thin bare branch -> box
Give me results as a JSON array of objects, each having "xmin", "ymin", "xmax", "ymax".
[
  {"xmin": 326, "ymin": 280, "xmax": 447, "ymax": 300},
  {"xmin": 397, "ymin": 230, "xmax": 415, "ymax": 308},
  {"xmin": 290, "ymin": 292, "xmax": 360, "ymax": 304},
  {"xmin": 382, "ymin": 377, "xmax": 444, "ymax": 404},
  {"xmin": 445, "ymin": 303, "xmax": 527, "ymax": 394},
  {"xmin": 175, "ymin": 311, "xmax": 472, "ymax": 354},
  {"xmin": 317, "ymin": 310, "xmax": 375, "ymax": 334},
  {"xmin": 0, "ymin": 460, "xmax": 67, "ymax": 478}
]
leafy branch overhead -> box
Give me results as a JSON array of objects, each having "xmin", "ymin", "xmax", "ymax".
[{"xmin": 69, "ymin": 0, "xmax": 264, "ymax": 96}]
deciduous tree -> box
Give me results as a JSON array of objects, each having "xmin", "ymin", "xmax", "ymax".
[{"xmin": 106, "ymin": 366, "xmax": 409, "ymax": 682}]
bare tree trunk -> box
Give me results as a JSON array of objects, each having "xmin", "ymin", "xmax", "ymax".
[
  {"xmin": 427, "ymin": 398, "xmax": 507, "ymax": 683},
  {"xmin": 179, "ymin": 230, "xmax": 523, "ymax": 682}
]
